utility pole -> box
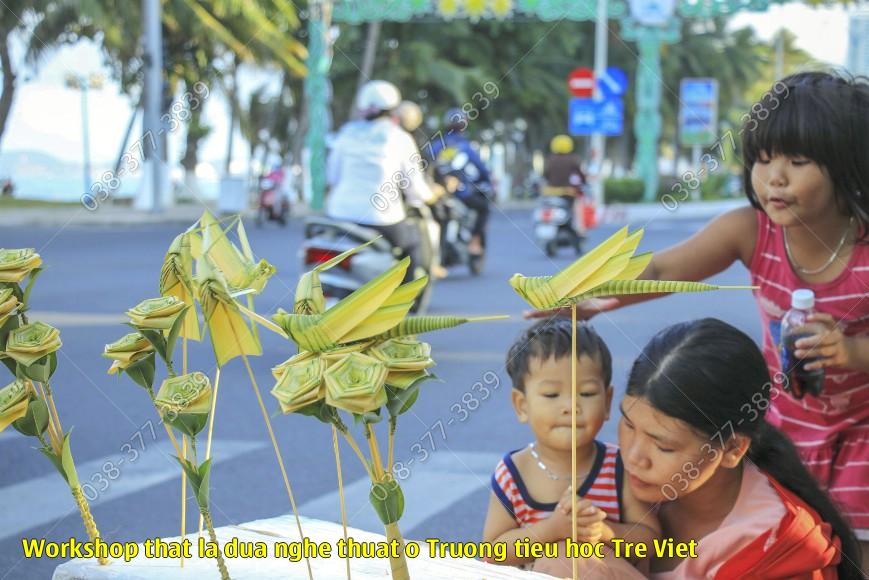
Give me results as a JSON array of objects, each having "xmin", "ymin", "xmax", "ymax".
[
  {"xmin": 141, "ymin": 0, "xmax": 164, "ymax": 212},
  {"xmin": 589, "ymin": 0, "xmax": 608, "ymax": 207}
]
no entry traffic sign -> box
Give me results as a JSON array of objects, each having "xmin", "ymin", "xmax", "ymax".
[{"xmin": 568, "ymin": 67, "xmax": 595, "ymax": 98}]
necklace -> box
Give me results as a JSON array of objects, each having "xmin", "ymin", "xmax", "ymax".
[
  {"xmin": 783, "ymin": 217, "xmax": 854, "ymax": 275},
  {"xmin": 529, "ymin": 443, "xmax": 575, "ymax": 481}
]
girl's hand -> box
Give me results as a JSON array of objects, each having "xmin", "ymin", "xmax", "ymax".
[
  {"xmin": 795, "ymin": 313, "xmax": 855, "ymax": 371},
  {"xmin": 523, "ymin": 297, "xmax": 621, "ymax": 321}
]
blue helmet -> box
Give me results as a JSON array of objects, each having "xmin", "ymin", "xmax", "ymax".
[{"xmin": 444, "ymin": 107, "xmax": 466, "ymax": 130}]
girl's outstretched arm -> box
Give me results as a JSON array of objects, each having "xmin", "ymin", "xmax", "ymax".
[{"xmin": 527, "ymin": 206, "xmax": 758, "ymax": 320}]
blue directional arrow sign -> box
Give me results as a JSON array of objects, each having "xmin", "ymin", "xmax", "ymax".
[{"xmin": 597, "ymin": 67, "xmax": 628, "ymax": 98}]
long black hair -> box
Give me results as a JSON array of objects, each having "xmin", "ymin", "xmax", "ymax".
[
  {"xmin": 742, "ymin": 71, "xmax": 869, "ymax": 242},
  {"xmin": 626, "ymin": 318, "xmax": 861, "ymax": 579}
]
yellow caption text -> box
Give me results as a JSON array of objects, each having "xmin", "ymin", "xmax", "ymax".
[{"xmin": 22, "ymin": 537, "xmax": 698, "ymax": 562}]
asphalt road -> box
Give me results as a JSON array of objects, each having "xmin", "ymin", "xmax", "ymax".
[{"xmin": 0, "ymin": 206, "xmax": 759, "ymax": 579}]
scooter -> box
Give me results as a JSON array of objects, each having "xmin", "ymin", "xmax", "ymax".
[
  {"xmin": 433, "ymin": 152, "xmax": 488, "ymax": 276},
  {"xmin": 534, "ymin": 186, "xmax": 584, "ymax": 257},
  {"xmin": 434, "ymin": 194, "xmax": 485, "ymax": 276},
  {"xmin": 300, "ymin": 206, "xmax": 435, "ymax": 313},
  {"xmin": 255, "ymin": 170, "xmax": 290, "ymax": 227}
]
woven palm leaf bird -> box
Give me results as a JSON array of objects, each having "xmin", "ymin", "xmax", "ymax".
[
  {"xmin": 278, "ymin": 239, "xmax": 506, "ymax": 352},
  {"xmin": 509, "ymin": 226, "xmax": 755, "ymax": 310}
]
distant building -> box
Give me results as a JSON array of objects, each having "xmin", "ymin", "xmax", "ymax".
[{"xmin": 848, "ymin": 10, "xmax": 869, "ymax": 76}]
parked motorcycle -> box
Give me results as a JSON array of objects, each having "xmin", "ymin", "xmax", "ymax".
[
  {"xmin": 300, "ymin": 206, "xmax": 435, "ymax": 313},
  {"xmin": 255, "ymin": 169, "xmax": 290, "ymax": 227},
  {"xmin": 534, "ymin": 186, "xmax": 584, "ymax": 257}
]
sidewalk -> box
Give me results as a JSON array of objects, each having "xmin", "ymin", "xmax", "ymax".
[{"xmin": 0, "ymin": 198, "xmax": 747, "ymax": 228}]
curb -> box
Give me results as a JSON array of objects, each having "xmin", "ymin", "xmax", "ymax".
[{"xmin": 0, "ymin": 199, "xmax": 746, "ymax": 228}]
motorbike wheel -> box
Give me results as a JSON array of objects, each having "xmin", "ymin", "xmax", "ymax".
[
  {"xmin": 573, "ymin": 232, "xmax": 584, "ymax": 255},
  {"xmin": 545, "ymin": 240, "xmax": 557, "ymax": 258},
  {"xmin": 255, "ymin": 207, "xmax": 267, "ymax": 228},
  {"xmin": 469, "ymin": 253, "xmax": 484, "ymax": 276}
]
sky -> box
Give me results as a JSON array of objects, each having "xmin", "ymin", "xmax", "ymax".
[{"xmin": 0, "ymin": 4, "xmax": 858, "ymax": 171}]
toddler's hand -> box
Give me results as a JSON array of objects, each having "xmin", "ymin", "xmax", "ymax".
[{"xmin": 557, "ymin": 494, "xmax": 607, "ymax": 544}]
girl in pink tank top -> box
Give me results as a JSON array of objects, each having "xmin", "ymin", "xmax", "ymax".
[{"xmin": 538, "ymin": 72, "xmax": 869, "ymax": 560}]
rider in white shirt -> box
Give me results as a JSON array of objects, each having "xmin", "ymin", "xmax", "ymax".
[{"xmin": 326, "ymin": 81, "xmax": 435, "ymax": 280}]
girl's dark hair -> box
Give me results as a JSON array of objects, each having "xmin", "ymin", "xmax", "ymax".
[
  {"xmin": 742, "ymin": 71, "xmax": 869, "ymax": 242},
  {"xmin": 506, "ymin": 318, "xmax": 612, "ymax": 392},
  {"xmin": 626, "ymin": 318, "xmax": 861, "ymax": 579}
]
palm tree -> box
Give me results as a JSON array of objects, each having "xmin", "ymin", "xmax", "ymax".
[{"xmin": 1, "ymin": 0, "xmax": 91, "ymax": 153}]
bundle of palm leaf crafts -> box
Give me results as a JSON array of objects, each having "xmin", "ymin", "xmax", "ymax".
[
  {"xmin": 0, "ymin": 249, "xmax": 107, "ymax": 565},
  {"xmin": 270, "ymin": 240, "xmax": 506, "ymax": 580},
  {"xmin": 103, "ymin": 211, "xmax": 308, "ymax": 580}
]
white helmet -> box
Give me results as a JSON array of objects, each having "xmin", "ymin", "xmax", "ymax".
[{"xmin": 356, "ymin": 80, "xmax": 401, "ymax": 116}]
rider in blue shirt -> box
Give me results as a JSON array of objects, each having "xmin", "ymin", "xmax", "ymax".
[{"xmin": 428, "ymin": 109, "xmax": 492, "ymax": 255}]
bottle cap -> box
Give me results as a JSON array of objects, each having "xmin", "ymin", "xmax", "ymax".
[{"xmin": 791, "ymin": 289, "xmax": 815, "ymax": 310}]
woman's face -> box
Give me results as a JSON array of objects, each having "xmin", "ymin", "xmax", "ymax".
[{"xmin": 618, "ymin": 395, "xmax": 730, "ymax": 504}]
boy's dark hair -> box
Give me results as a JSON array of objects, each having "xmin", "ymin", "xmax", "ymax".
[
  {"xmin": 742, "ymin": 71, "xmax": 869, "ymax": 242},
  {"xmin": 506, "ymin": 318, "xmax": 612, "ymax": 392}
]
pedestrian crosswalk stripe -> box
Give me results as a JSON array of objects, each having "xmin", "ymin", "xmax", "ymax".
[
  {"xmin": 0, "ymin": 439, "xmax": 265, "ymax": 542},
  {"xmin": 299, "ymin": 450, "xmax": 499, "ymax": 535}
]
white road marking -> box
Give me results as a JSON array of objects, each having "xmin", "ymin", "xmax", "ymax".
[
  {"xmin": 0, "ymin": 439, "xmax": 264, "ymax": 542},
  {"xmin": 300, "ymin": 450, "xmax": 498, "ymax": 534}
]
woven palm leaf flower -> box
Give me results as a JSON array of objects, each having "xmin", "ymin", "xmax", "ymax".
[
  {"xmin": 271, "ymin": 350, "xmax": 316, "ymax": 381},
  {"xmin": 103, "ymin": 333, "xmax": 155, "ymax": 375},
  {"xmin": 369, "ymin": 337, "xmax": 433, "ymax": 371},
  {"xmin": 4, "ymin": 322, "xmax": 62, "ymax": 367},
  {"xmin": 154, "ymin": 372, "xmax": 212, "ymax": 438},
  {"xmin": 324, "ymin": 352, "xmax": 388, "ymax": 414},
  {"xmin": 271, "ymin": 355, "xmax": 326, "ymax": 414},
  {"xmin": 0, "ymin": 287, "xmax": 20, "ymax": 327},
  {"xmin": 0, "ymin": 379, "xmax": 33, "ymax": 433},
  {"xmin": 369, "ymin": 337, "xmax": 434, "ymax": 390},
  {"xmin": 509, "ymin": 226, "xmax": 754, "ymax": 310},
  {"xmin": 126, "ymin": 296, "xmax": 187, "ymax": 330},
  {"xmin": 159, "ymin": 232, "xmax": 201, "ymax": 341},
  {"xmin": 0, "ymin": 248, "xmax": 42, "ymax": 283}
]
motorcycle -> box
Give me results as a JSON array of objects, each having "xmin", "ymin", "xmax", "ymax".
[
  {"xmin": 433, "ymin": 193, "xmax": 485, "ymax": 276},
  {"xmin": 534, "ymin": 186, "xmax": 584, "ymax": 257},
  {"xmin": 255, "ymin": 170, "xmax": 290, "ymax": 227},
  {"xmin": 300, "ymin": 205, "xmax": 435, "ymax": 313},
  {"xmin": 433, "ymin": 151, "xmax": 488, "ymax": 276}
]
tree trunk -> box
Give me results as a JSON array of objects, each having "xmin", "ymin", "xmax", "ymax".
[
  {"xmin": 181, "ymin": 105, "xmax": 203, "ymax": 201},
  {"xmin": 356, "ymin": 21, "xmax": 381, "ymax": 97},
  {"xmin": 0, "ymin": 29, "xmax": 16, "ymax": 153}
]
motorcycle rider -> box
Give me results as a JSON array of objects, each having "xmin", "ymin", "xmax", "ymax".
[
  {"xmin": 428, "ymin": 108, "xmax": 491, "ymax": 256},
  {"xmin": 326, "ymin": 81, "xmax": 435, "ymax": 282},
  {"xmin": 543, "ymin": 134, "xmax": 587, "ymax": 237},
  {"xmin": 394, "ymin": 100, "xmax": 450, "ymax": 280}
]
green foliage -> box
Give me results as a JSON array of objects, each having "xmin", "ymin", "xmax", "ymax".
[{"xmin": 604, "ymin": 178, "xmax": 645, "ymax": 204}]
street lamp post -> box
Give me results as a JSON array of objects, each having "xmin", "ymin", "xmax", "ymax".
[{"xmin": 65, "ymin": 74, "xmax": 104, "ymax": 201}]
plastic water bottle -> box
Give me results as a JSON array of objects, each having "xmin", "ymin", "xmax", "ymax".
[{"xmin": 780, "ymin": 289, "xmax": 826, "ymax": 399}]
